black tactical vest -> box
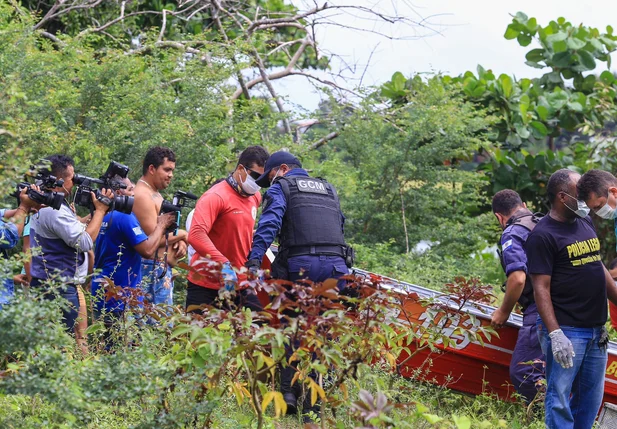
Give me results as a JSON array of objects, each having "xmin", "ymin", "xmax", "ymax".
[
  {"xmin": 276, "ymin": 176, "xmax": 346, "ymax": 255},
  {"xmin": 498, "ymin": 209, "xmax": 543, "ymax": 311}
]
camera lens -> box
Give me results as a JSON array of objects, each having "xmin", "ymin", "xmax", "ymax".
[
  {"xmin": 46, "ymin": 191, "xmax": 65, "ymax": 210},
  {"xmin": 113, "ymin": 195, "xmax": 134, "ymax": 214}
]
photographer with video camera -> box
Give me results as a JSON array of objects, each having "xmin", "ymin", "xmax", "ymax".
[
  {"xmin": 30, "ymin": 155, "xmax": 114, "ymax": 333},
  {"xmin": 1, "ymin": 186, "xmax": 43, "ymax": 309},
  {"xmin": 92, "ymin": 176, "xmax": 176, "ymax": 347}
]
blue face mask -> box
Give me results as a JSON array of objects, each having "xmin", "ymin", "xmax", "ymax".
[
  {"xmin": 563, "ymin": 192, "xmax": 590, "ymax": 218},
  {"xmin": 595, "ymin": 190, "xmax": 617, "ymax": 220}
]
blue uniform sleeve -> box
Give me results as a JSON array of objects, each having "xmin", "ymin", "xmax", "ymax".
[
  {"xmin": 501, "ymin": 228, "xmax": 528, "ymax": 276},
  {"xmin": 0, "ymin": 220, "xmax": 19, "ymax": 250},
  {"xmin": 118, "ymin": 214, "xmax": 148, "ymax": 248},
  {"xmin": 248, "ymin": 183, "xmax": 287, "ymax": 262}
]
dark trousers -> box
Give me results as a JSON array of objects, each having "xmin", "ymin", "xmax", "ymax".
[
  {"xmin": 280, "ymin": 255, "xmax": 349, "ymax": 415},
  {"xmin": 510, "ymin": 303, "xmax": 545, "ymax": 403},
  {"xmin": 94, "ymin": 309, "xmax": 125, "ymax": 351},
  {"xmin": 31, "ymin": 278, "xmax": 79, "ymax": 334},
  {"xmin": 185, "ymin": 281, "xmax": 263, "ymax": 314},
  {"xmin": 287, "ymin": 255, "xmax": 348, "ymax": 288}
]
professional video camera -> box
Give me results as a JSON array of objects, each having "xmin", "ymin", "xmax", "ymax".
[
  {"xmin": 159, "ymin": 190, "xmax": 198, "ymax": 234},
  {"xmin": 74, "ymin": 161, "xmax": 134, "ymax": 214},
  {"xmin": 12, "ymin": 171, "xmax": 65, "ymax": 210}
]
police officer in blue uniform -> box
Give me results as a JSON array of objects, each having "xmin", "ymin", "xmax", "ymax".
[
  {"xmin": 245, "ymin": 151, "xmax": 351, "ymax": 421},
  {"xmin": 491, "ymin": 189, "xmax": 545, "ymax": 404}
]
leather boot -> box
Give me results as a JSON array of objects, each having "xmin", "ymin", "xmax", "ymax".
[{"xmin": 280, "ymin": 364, "xmax": 298, "ymax": 415}]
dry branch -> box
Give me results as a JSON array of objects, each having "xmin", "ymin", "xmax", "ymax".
[
  {"xmin": 26, "ymin": 0, "xmax": 438, "ymax": 141},
  {"xmin": 38, "ymin": 30, "xmax": 67, "ymax": 47},
  {"xmin": 308, "ymin": 131, "xmax": 339, "ymax": 150}
]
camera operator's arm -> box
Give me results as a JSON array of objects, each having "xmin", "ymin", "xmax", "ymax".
[
  {"xmin": 84, "ymin": 190, "xmax": 113, "ymax": 243},
  {"xmin": 164, "ymin": 229, "xmax": 187, "ymax": 246},
  {"xmin": 23, "ymin": 230, "xmax": 31, "ymax": 283},
  {"xmin": 8, "ymin": 187, "xmax": 43, "ymax": 237},
  {"xmin": 172, "ymin": 239, "xmax": 187, "ymax": 259},
  {"xmin": 165, "ymin": 239, "xmax": 187, "ymax": 268},
  {"xmin": 50, "ymin": 189, "xmax": 112, "ymax": 251},
  {"xmin": 133, "ymin": 188, "xmax": 187, "ymax": 249},
  {"xmin": 133, "ymin": 213, "xmax": 176, "ymax": 259}
]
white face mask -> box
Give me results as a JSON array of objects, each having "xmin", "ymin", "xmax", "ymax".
[
  {"xmin": 270, "ymin": 166, "xmax": 282, "ymax": 187},
  {"xmin": 240, "ymin": 166, "xmax": 261, "ymax": 195},
  {"xmin": 564, "ymin": 192, "xmax": 590, "ymax": 218},
  {"xmin": 595, "ymin": 191, "xmax": 617, "ymax": 220}
]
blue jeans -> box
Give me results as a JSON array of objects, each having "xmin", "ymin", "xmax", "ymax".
[
  {"xmin": 31, "ymin": 278, "xmax": 80, "ymax": 334},
  {"xmin": 141, "ymin": 259, "xmax": 173, "ymax": 305},
  {"xmin": 0, "ymin": 277, "xmax": 14, "ymax": 310},
  {"xmin": 538, "ymin": 321, "xmax": 607, "ymax": 429}
]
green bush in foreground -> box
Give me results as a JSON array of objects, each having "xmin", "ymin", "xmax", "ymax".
[{"xmin": 0, "ymin": 273, "xmax": 544, "ymax": 429}]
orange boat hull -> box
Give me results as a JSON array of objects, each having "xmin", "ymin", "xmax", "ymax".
[
  {"xmin": 257, "ymin": 255, "xmax": 617, "ymax": 406},
  {"xmin": 388, "ymin": 275, "xmax": 617, "ymax": 406}
]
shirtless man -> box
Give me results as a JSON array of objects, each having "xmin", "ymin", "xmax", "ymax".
[{"xmin": 133, "ymin": 146, "xmax": 188, "ymax": 305}]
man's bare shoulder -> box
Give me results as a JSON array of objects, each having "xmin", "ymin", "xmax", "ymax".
[
  {"xmin": 134, "ymin": 183, "xmax": 162, "ymax": 217},
  {"xmin": 135, "ymin": 183, "xmax": 160, "ymax": 199}
]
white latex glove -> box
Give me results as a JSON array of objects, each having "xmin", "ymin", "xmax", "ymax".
[{"xmin": 549, "ymin": 328, "xmax": 575, "ymax": 369}]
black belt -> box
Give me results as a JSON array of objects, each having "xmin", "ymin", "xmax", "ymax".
[{"xmin": 286, "ymin": 245, "xmax": 346, "ymax": 258}]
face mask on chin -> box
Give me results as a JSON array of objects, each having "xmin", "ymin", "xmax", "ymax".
[
  {"xmin": 564, "ymin": 192, "xmax": 590, "ymax": 218},
  {"xmin": 270, "ymin": 166, "xmax": 282, "ymax": 187},
  {"xmin": 595, "ymin": 191, "xmax": 617, "ymax": 220},
  {"xmin": 240, "ymin": 166, "xmax": 261, "ymax": 195}
]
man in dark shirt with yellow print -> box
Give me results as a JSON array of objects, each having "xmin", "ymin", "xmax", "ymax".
[{"xmin": 526, "ymin": 169, "xmax": 617, "ymax": 429}]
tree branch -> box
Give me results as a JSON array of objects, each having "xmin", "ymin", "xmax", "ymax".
[
  {"xmin": 252, "ymin": 47, "xmax": 292, "ymax": 135},
  {"xmin": 399, "ymin": 186, "xmax": 410, "ymax": 254},
  {"xmin": 0, "ymin": 129, "xmax": 17, "ymax": 139},
  {"xmin": 158, "ymin": 9, "xmax": 168, "ymax": 42},
  {"xmin": 37, "ymin": 30, "xmax": 67, "ymax": 47},
  {"xmin": 77, "ymin": 11, "xmax": 162, "ymax": 38},
  {"xmin": 266, "ymin": 39, "xmax": 306, "ymax": 58},
  {"xmin": 231, "ymin": 38, "xmax": 312, "ymax": 100},
  {"xmin": 125, "ymin": 40, "xmax": 203, "ymax": 56},
  {"xmin": 247, "ymin": 3, "xmax": 330, "ymax": 34},
  {"xmin": 210, "ymin": 1, "xmax": 250, "ymax": 100},
  {"xmin": 289, "ymin": 71, "xmax": 359, "ymax": 96},
  {"xmin": 34, "ymin": 0, "xmax": 105, "ymax": 30},
  {"xmin": 308, "ymin": 132, "xmax": 339, "ymax": 150}
]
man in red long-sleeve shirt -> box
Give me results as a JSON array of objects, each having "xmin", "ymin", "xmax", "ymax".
[{"xmin": 186, "ymin": 146, "xmax": 269, "ymax": 313}]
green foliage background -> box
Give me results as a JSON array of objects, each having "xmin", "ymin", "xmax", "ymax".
[{"xmin": 3, "ymin": 2, "xmax": 617, "ymax": 427}]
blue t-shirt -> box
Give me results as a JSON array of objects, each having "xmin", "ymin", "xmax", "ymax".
[
  {"xmin": 93, "ymin": 212, "xmax": 148, "ymax": 312},
  {"xmin": 525, "ymin": 215, "xmax": 607, "ymax": 327}
]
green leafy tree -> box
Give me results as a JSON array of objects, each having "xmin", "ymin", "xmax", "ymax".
[
  {"xmin": 460, "ymin": 12, "xmax": 617, "ymax": 150},
  {"xmin": 311, "ymin": 76, "xmax": 496, "ymax": 262}
]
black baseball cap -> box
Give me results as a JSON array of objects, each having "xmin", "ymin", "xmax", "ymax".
[{"xmin": 255, "ymin": 151, "xmax": 301, "ymax": 188}]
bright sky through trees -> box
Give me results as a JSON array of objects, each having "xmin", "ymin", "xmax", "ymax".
[{"xmin": 277, "ymin": 0, "xmax": 617, "ymax": 110}]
